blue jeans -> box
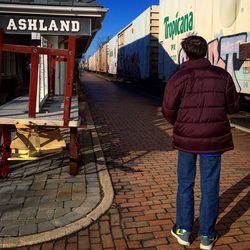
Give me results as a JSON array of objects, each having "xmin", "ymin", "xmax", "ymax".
[{"xmin": 176, "ymin": 151, "xmax": 221, "ymax": 237}]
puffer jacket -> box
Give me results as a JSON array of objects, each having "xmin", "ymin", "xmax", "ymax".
[{"xmin": 162, "ymin": 58, "xmax": 239, "ymax": 153}]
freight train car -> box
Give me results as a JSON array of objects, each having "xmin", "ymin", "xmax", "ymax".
[
  {"xmin": 117, "ymin": 5, "xmax": 159, "ymax": 80},
  {"xmin": 98, "ymin": 42, "xmax": 109, "ymax": 73},
  {"xmin": 87, "ymin": 50, "xmax": 99, "ymax": 72},
  {"xmin": 86, "ymin": 5, "xmax": 160, "ymax": 81},
  {"xmin": 86, "ymin": 42, "xmax": 108, "ymax": 73},
  {"xmin": 108, "ymin": 35, "xmax": 118, "ymax": 75},
  {"xmin": 158, "ymin": 0, "xmax": 250, "ymax": 96}
]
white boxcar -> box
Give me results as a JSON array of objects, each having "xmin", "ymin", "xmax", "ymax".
[
  {"xmin": 108, "ymin": 35, "xmax": 118, "ymax": 75},
  {"xmin": 88, "ymin": 50, "xmax": 98, "ymax": 72},
  {"xmin": 98, "ymin": 43, "xmax": 109, "ymax": 73},
  {"xmin": 159, "ymin": 0, "xmax": 250, "ymax": 94},
  {"xmin": 86, "ymin": 55, "xmax": 92, "ymax": 71},
  {"xmin": 117, "ymin": 5, "xmax": 159, "ymax": 80}
]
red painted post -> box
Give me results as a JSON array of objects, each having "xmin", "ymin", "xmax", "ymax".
[
  {"xmin": 0, "ymin": 28, "xmax": 3, "ymax": 88},
  {"xmin": 0, "ymin": 30, "xmax": 11, "ymax": 178},
  {"xmin": 69, "ymin": 127, "xmax": 79, "ymax": 175},
  {"xmin": 28, "ymin": 48, "xmax": 39, "ymax": 118},
  {"xmin": 0, "ymin": 125, "xmax": 11, "ymax": 178},
  {"xmin": 63, "ymin": 36, "xmax": 76, "ymax": 127}
]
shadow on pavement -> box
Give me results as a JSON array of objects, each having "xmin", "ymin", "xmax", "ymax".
[
  {"xmin": 81, "ymin": 73, "xmax": 174, "ymax": 173},
  {"xmin": 217, "ymin": 173, "xmax": 250, "ymax": 236},
  {"xmin": 190, "ymin": 173, "xmax": 250, "ymax": 243}
]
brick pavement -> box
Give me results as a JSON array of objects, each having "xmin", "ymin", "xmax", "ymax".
[{"xmin": 8, "ymin": 72, "xmax": 250, "ymax": 249}]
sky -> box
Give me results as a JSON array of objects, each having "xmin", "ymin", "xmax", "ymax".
[{"xmin": 85, "ymin": 0, "xmax": 159, "ymax": 58}]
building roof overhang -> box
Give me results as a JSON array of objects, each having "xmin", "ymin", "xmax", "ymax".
[
  {"xmin": 0, "ymin": 2, "xmax": 108, "ymax": 57},
  {"xmin": 0, "ymin": 4, "xmax": 107, "ymax": 17}
]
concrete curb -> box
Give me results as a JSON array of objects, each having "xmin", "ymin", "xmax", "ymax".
[{"xmin": 0, "ymin": 103, "xmax": 114, "ymax": 249}]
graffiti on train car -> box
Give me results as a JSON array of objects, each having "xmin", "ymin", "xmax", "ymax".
[
  {"xmin": 118, "ymin": 52, "xmax": 141, "ymax": 79},
  {"xmin": 179, "ymin": 33, "xmax": 248, "ymax": 92},
  {"xmin": 117, "ymin": 34, "xmax": 151, "ymax": 80}
]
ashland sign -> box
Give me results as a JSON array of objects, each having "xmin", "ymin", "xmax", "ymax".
[{"xmin": 0, "ymin": 15, "xmax": 91, "ymax": 35}]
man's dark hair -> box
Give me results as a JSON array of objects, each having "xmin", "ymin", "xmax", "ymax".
[{"xmin": 181, "ymin": 35, "xmax": 208, "ymax": 60}]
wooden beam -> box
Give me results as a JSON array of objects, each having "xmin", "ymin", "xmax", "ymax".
[
  {"xmin": 2, "ymin": 44, "xmax": 68, "ymax": 56},
  {"xmin": 63, "ymin": 36, "xmax": 76, "ymax": 127}
]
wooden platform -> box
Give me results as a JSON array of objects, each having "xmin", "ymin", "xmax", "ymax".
[{"xmin": 0, "ymin": 95, "xmax": 80, "ymax": 127}]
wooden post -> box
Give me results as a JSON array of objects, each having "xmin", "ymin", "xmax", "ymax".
[
  {"xmin": 28, "ymin": 48, "xmax": 39, "ymax": 118},
  {"xmin": 0, "ymin": 28, "xmax": 3, "ymax": 88},
  {"xmin": 70, "ymin": 127, "xmax": 78, "ymax": 175},
  {"xmin": 63, "ymin": 36, "xmax": 76, "ymax": 127},
  {"xmin": 0, "ymin": 125, "xmax": 11, "ymax": 178}
]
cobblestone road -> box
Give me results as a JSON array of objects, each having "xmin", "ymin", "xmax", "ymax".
[{"xmin": 15, "ymin": 72, "xmax": 250, "ymax": 250}]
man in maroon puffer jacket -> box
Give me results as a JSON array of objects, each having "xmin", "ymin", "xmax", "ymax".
[{"xmin": 162, "ymin": 35, "xmax": 239, "ymax": 250}]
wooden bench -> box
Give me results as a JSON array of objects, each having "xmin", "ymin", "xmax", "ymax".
[{"xmin": 0, "ymin": 95, "xmax": 83, "ymax": 176}]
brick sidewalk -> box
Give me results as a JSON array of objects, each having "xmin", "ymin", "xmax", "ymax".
[{"xmin": 12, "ymin": 72, "xmax": 250, "ymax": 250}]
